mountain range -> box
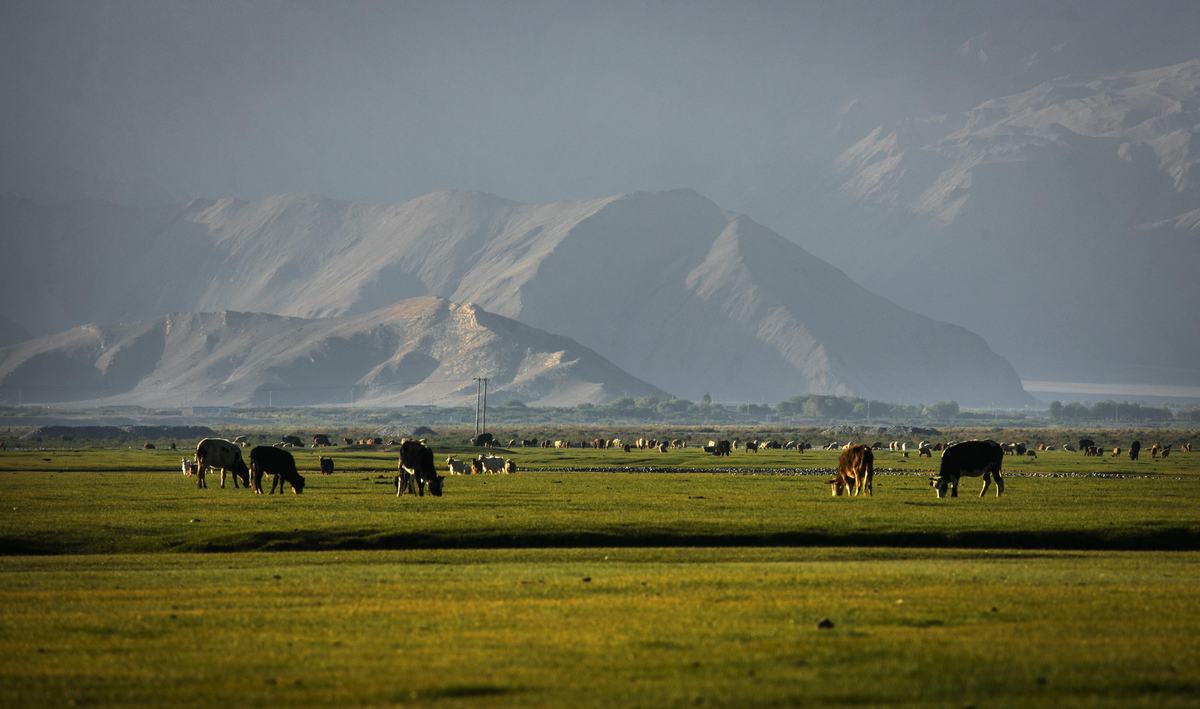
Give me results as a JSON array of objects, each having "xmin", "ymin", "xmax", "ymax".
[
  {"xmin": 0, "ymin": 189, "xmax": 1030, "ymax": 406},
  {"xmin": 0, "ymin": 298, "xmax": 666, "ymax": 407},
  {"xmin": 828, "ymin": 59, "xmax": 1200, "ymax": 387}
]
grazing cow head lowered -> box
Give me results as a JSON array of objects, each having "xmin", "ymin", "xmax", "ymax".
[
  {"xmin": 831, "ymin": 444, "xmax": 874, "ymax": 497},
  {"xmin": 397, "ymin": 440, "xmax": 442, "ymax": 497},
  {"xmin": 248, "ymin": 446, "xmax": 304, "ymax": 495},
  {"xmin": 194, "ymin": 438, "xmax": 251, "ymax": 490},
  {"xmin": 932, "ymin": 440, "xmax": 1004, "ymax": 499}
]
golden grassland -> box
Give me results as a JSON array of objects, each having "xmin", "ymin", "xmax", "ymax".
[{"xmin": 0, "ymin": 442, "xmax": 1197, "ymax": 706}]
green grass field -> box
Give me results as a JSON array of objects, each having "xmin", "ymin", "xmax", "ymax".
[{"xmin": 1, "ymin": 442, "xmax": 1198, "ymax": 707}]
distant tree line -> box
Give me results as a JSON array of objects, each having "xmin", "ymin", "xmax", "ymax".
[
  {"xmin": 1047, "ymin": 400, "xmax": 1174, "ymax": 422},
  {"xmin": 520, "ymin": 393, "xmax": 969, "ymax": 422}
]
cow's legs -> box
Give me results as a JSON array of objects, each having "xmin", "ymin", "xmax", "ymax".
[
  {"xmin": 197, "ymin": 465, "xmax": 207, "ymax": 489},
  {"xmin": 270, "ymin": 474, "xmax": 281, "ymax": 494},
  {"xmin": 219, "ymin": 468, "xmax": 227, "ymax": 489},
  {"xmin": 950, "ymin": 479, "xmax": 958, "ymax": 498},
  {"xmin": 994, "ymin": 470, "xmax": 1004, "ymax": 497},
  {"xmin": 979, "ymin": 473, "xmax": 991, "ymax": 497}
]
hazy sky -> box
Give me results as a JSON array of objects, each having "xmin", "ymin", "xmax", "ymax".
[
  {"xmin": 1, "ymin": 0, "xmax": 1198, "ymax": 395},
  {"xmin": 4, "ymin": 0, "xmax": 1197, "ymax": 224}
]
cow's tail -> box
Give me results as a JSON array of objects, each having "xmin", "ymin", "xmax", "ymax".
[{"xmin": 865, "ymin": 448, "xmax": 875, "ymax": 495}]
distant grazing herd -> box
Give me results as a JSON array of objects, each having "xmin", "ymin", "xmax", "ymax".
[{"xmin": 177, "ymin": 432, "xmax": 1190, "ymax": 500}]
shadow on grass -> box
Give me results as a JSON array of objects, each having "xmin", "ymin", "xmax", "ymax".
[
  {"xmin": 161, "ymin": 527, "xmax": 1200, "ymax": 554},
  {"xmin": 391, "ymin": 684, "xmax": 521, "ymax": 703},
  {"xmin": 2, "ymin": 527, "xmax": 1197, "ymax": 556}
]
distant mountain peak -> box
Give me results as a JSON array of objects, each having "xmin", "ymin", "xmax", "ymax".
[
  {"xmin": 0, "ymin": 299, "xmax": 666, "ymax": 407},
  {"xmin": 0, "ymin": 187, "xmax": 1031, "ymax": 404}
]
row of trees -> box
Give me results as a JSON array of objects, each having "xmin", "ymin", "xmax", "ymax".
[
  {"xmin": 1047, "ymin": 400, "xmax": 1175, "ymax": 422},
  {"xmin": 505, "ymin": 395, "xmax": 1183, "ymax": 424},
  {"xmin": 493, "ymin": 394, "xmax": 963, "ymax": 423}
]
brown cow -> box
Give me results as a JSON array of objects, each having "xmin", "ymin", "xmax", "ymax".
[{"xmin": 831, "ymin": 444, "xmax": 874, "ymax": 497}]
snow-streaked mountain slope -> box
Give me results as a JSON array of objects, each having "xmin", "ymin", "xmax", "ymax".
[
  {"xmin": 0, "ymin": 298, "xmax": 667, "ymax": 407},
  {"xmin": 1, "ymin": 189, "xmax": 1029, "ymax": 404},
  {"xmin": 834, "ymin": 59, "xmax": 1200, "ymax": 386}
]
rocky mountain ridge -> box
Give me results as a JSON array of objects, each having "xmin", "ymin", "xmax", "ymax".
[{"xmin": 0, "ymin": 298, "xmax": 667, "ymax": 407}]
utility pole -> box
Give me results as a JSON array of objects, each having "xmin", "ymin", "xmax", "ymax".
[
  {"xmin": 473, "ymin": 377, "xmax": 490, "ymax": 436},
  {"xmin": 473, "ymin": 378, "xmax": 481, "ymax": 436},
  {"xmin": 482, "ymin": 377, "xmax": 489, "ymax": 434}
]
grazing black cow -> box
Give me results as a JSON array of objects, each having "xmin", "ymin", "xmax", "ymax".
[
  {"xmin": 1078, "ymin": 438, "xmax": 1096, "ymax": 453},
  {"xmin": 279, "ymin": 435, "xmax": 304, "ymax": 447},
  {"xmin": 319, "ymin": 456, "xmax": 335, "ymax": 475},
  {"xmin": 249, "ymin": 446, "xmax": 305, "ymax": 495},
  {"xmin": 195, "ymin": 438, "xmax": 250, "ymax": 489},
  {"xmin": 397, "ymin": 440, "xmax": 443, "ymax": 497},
  {"xmin": 312, "ymin": 434, "xmax": 332, "ymax": 447},
  {"xmin": 470, "ymin": 432, "xmax": 495, "ymax": 447},
  {"xmin": 932, "ymin": 440, "xmax": 1004, "ymax": 499},
  {"xmin": 711, "ymin": 440, "xmax": 731, "ymax": 456}
]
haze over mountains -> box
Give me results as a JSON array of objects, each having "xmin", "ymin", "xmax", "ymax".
[
  {"xmin": 0, "ymin": 189, "xmax": 1028, "ymax": 406},
  {"xmin": 0, "ymin": 298, "xmax": 667, "ymax": 407},
  {"xmin": 2, "ymin": 1, "xmax": 1197, "ymax": 405},
  {"xmin": 830, "ymin": 59, "xmax": 1200, "ymax": 387}
]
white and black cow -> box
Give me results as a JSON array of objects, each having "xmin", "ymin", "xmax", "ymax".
[
  {"xmin": 932, "ymin": 440, "xmax": 1004, "ymax": 499},
  {"xmin": 704, "ymin": 440, "xmax": 732, "ymax": 456},
  {"xmin": 194, "ymin": 438, "xmax": 250, "ymax": 490},
  {"xmin": 249, "ymin": 446, "xmax": 306, "ymax": 495},
  {"xmin": 397, "ymin": 440, "xmax": 442, "ymax": 497}
]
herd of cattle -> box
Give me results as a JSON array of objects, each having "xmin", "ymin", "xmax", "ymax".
[
  {"xmin": 180, "ymin": 431, "xmax": 1189, "ymax": 501},
  {"xmin": 822, "ymin": 440, "xmax": 1003, "ymax": 499}
]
